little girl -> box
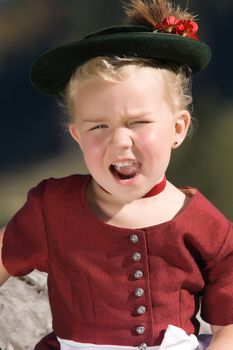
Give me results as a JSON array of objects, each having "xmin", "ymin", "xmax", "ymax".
[{"xmin": 1, "ymin": 0, "xmax": 233, "ymax": 349}]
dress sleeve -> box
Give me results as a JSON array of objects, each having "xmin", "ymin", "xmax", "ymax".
[
  {"xmin": 2, "ymin": 180, "xmax": 48, "ymax": 276},
  {"xmin": 201, "ymin": 221, "xmax": 233, "ymax": 325}
]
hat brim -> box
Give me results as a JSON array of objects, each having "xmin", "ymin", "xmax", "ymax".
[{"xmin": 30, "ymin": 25, "xmax": 212, "ymax": 97}]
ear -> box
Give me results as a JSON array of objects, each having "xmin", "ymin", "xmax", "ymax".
[
  {"xmin": 69, "ymin": 123, "xmax": 83, "ymax": 149},
  {"xmin": 172, "ymin": 110, "xmax": 191, "ymax": 149}
]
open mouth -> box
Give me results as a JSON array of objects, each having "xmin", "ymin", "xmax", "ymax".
[{"xmin": 110, "ymin": 160, "xmax": 141, "ymax": 180}]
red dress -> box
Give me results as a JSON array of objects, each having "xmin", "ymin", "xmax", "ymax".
[{"xmin": 2, "ymin": 175, "xmax": 233, "ymax": 349}]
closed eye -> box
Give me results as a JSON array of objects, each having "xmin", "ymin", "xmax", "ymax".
[
  {"xmin": 90, "ymin": 124, "xmax": 108, "ymax": 131},
  {"xmin": 130, "ymin": 120, "xmax": 152, "ymax": 126}
]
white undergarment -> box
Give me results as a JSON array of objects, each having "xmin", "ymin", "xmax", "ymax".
[{"xmin": 57, "ymin": 325, "xmax": 199, "ymax": 350}]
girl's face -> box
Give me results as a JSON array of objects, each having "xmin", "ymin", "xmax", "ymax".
[{"xmin": 69, "ymin": 67, "xmax": 190, "ymax": 203}]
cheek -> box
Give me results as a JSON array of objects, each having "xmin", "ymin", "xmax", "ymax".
[
  {"xmin": 138, "ymin": 128, "xmax": 156, "ymax": 144},
  {"xmin": 81, "ymin": 135, "xmax": 106, "ymax": 163},
  {"xmin": 138, "ymin": 126, "xmax": 173, "ymax": 155}
]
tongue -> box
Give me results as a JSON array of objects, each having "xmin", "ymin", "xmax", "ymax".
[
  {"xmin": 113, "ymin": 163, "xmax": 140, "ymax": 177},
  {"xmin": 116, "ymin": 167, "xmax": 136, "ymax": 176}
]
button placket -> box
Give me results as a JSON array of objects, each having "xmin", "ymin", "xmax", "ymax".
[{"xmin": 129, "ymin": 232, "xmax": 148, "ymax": 345}]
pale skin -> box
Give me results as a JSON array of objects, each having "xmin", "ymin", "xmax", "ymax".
[
  {"xmin": 0, "ymin": 65, "xmax": 233, "ymax": 348},
  {"xmin": 0, "ymin": 228, "xmax": 10, "ymax": 285}
]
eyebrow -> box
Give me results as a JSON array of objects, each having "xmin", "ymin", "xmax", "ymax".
[
  {"xmin": 83, "ymin": 118, "xmax": 107, "ymax": 124},
  {"xmin": 83, "ymin": 111, "xmax": 153, "ymax": 123}
]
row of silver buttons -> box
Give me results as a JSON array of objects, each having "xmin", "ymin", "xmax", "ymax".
[{"xmin": 130, "ymin": 234, "xmax": 148, "ymax": 349}]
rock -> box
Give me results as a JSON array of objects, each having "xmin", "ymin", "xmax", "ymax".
[{"xmin": 0, "ymin": 271, "xmax": 52, "ymax": 350}]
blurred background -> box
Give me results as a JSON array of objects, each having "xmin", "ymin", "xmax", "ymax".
[{"xmin": 0, "ymin": 0, "xmax": 233, "ymax": 227}]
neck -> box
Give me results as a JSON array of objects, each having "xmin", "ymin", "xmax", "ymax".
[{"xmin": 88, "ymin": 176, "xmax": 167, "ymax": 210}]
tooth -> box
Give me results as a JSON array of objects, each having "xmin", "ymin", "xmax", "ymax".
[{"xmin": 112, "ymin": 160, "xmax": 137, "ymax": 168}]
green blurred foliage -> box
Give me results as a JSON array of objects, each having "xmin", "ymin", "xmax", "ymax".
[
  {"xmin": 0, "ymin": 0, "xmax": 123, "ymax": 66},
  {"xmin": 168, "ymin": 101, "xmax": 233, "ymax": 219}
]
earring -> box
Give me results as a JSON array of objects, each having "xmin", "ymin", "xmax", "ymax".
[{"xmin": 174, "ymin": 141, "xmax": 178, "ymax": 146}]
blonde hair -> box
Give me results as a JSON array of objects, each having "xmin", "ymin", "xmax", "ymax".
[{"xmin": 63, "ymin": 56, "xmax": 194, "ymax": 131}]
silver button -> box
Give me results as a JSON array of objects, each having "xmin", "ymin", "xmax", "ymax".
[
  {"xmin": 138, "ymin": 343, "xmax": 147, "ymax": 350},
  {"xmin": 135, "ymin": 288, "xmax": 145, "ymax": 297},
  {"xmin": 136, "ymin": 326, "xmax": 145, "ymax": 334},
  {"xmin": 134, "ymin": 270, "xmax": 143, "ymax": 279},
  {"xmin": 136, "ymin": 305, "xmax": 146, "ymax": 315},
  {"xmin": 130, "ymin": 234, "xmax": 139, "ymax": 243},
  {"xmin": 132, "ymin": 252, "xmax": 142, "ymax": 261}
]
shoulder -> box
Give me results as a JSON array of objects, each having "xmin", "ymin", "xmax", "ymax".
[
  {"xmin": 23, "ymin": 174, "xmax": 91, "ymax": 210},
  {"xmin": 30, "ymin": 174, "xmax": 90, "ymax": 196},
  {"xmin": 175, "ymin": 189, "xmax": 230, "ymax": 260},
  {"xmin": 178, "ymin": 189, "xmax": 228, "ymax": 229},
  {"xmin": 11, "ymin": 174, "xmax": 91, "ymax": 228}
]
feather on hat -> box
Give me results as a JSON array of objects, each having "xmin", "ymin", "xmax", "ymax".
[
  {"xmin": 30, "ymin": 0, "xmax": 211, "ymax": 97},
  {"xmin": 124, "ymin": 0, "xmax": 193, "ymax": 28}
]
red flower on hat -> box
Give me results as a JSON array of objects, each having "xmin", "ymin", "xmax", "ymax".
[
  {"xmin": 176, "ymin": 20, "xmax": 199, "ymax": 40},
  {"xmin": 155, "ymin": 16, "xmax": 179, "ymax": 33},
  {"xmin": 155, "ymin": 16, "xmax": 199, "ymax": 41},
  {"xmin": 163, "ymin": 16, "xmax": 179, "ymax": 32}
]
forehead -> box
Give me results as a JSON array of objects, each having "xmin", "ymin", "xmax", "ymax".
[{"xmin": 73, "ymin": 66, "xmax": 166, "ymax": 113}]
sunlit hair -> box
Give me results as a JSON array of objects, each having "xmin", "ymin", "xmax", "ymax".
[{"xmin": 63, "ymin": 56, "xmax": 194, "ymax": 133}]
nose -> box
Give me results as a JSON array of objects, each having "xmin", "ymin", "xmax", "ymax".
[{"xmin": 111, "ymin": 127, "xmax": 133, "ymax": 149}]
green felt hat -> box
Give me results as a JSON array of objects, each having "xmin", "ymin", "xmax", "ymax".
[{"xmin": 30, "ymin": 24, "xmax": 212, "ymax": 97}]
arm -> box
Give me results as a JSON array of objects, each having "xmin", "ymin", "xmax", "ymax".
[
  {"xmin": 0, "ymin": 227, "xmax": 10, "ymax": 285},
  {"xmin": 207, "ymin": 324, "xmax": 233, "ymax": 350}
]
